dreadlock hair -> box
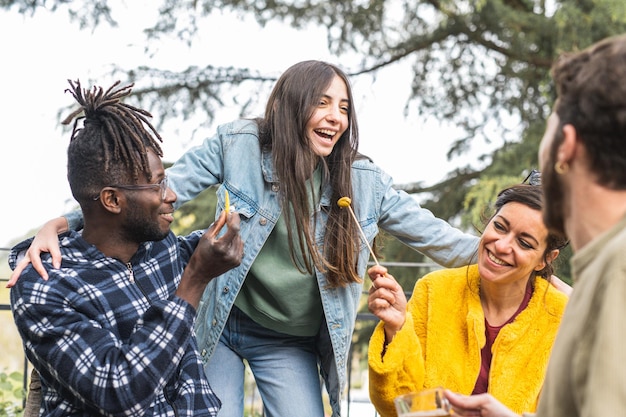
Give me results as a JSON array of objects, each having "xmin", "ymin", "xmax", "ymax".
[{"xmin": 62, "ymin": 80, "xmax": 163, "ymax": 204}]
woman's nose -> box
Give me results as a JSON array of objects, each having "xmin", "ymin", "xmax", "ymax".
[
  {"xmin": 325, "ymin": 106, "xmax": 341, "ymax": 122},
  {"xmin": 494, "ymin": 235, "xmax": 514, "ymax": 253}
]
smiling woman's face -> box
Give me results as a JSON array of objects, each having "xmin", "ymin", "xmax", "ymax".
[
  {"xmin": 478, "ymin": 201, "xmax": 549, "ymax": 286},
  {"xmin": 305, "ymin": 75, "xmax": 350, "ymax": 157}
]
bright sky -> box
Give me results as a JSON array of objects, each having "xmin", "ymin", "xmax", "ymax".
[{"xmin": 0, "ymin": 1, "xmax": 482, "ymax": 248}]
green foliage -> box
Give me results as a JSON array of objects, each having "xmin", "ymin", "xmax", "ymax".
[
  {"xmin": 0, "ymin": 370, "xmax": 24, "ymax": 417},
  {"xmin": 553, "ymin": 243, "xmax": 573, "ymax": 286},
  {"xmin": 461, "ymin": 175, "xmax": 520, "ymax": 231},
  {"xmin": 171, "ymin": 186, "xmax": 218, "ymax": 236},
  {"xmin": 554, "ymin": 1, "xmax": 626, "ymax": 52},
  {"xmin": 419, "ymin": 168, "xmax": 482, "ymax": 222},
  {"xmin": 4, "ymin": 0, "xmax": 626, "ymax": 224}
]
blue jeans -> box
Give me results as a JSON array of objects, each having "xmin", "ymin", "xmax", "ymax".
[{"xmin": 205, "ymin": 306, "xmax": 325, "ymax": 417}]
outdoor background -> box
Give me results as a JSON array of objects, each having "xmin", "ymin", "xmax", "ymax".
[{"xmin": 2, "ymin": 0, "xmax": 623, "ymax": 415}]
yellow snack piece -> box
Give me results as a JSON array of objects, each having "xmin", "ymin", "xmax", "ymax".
[
  {"xmin": 336, "ymin": 195, "xmax": 380, "ymax": 266},
  {"xmin": 224, "ymin": 189, "xmax": 230, "ymax": 213},
  {"xmin": 337, "ymin": 197, "xmax": 352, "ymax": 208}
]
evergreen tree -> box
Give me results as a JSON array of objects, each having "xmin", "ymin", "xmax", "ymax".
[{"xmin": 5, "ymin": 0, "xmax": 621, "ymax": 279}]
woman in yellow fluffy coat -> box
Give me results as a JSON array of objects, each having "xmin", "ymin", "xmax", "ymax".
[{"xmin": 367, "ymin": 184, "xmax": 569, "ymax": 417}]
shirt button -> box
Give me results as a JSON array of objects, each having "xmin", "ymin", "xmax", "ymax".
[
  {"xmin": 259, "ymin": 218, "xmax": 267, "ymax": 226},
  {"xmin": 212, "ymin": 319, "xmax": 217, "ymax": 326},
  {"xmin": 222, "ymin": 287, "xmax": 229, "ymax": 294},
  {"xmin": 201, "ymin": 349, "xmax": 207, "ymax": 357},
  {"xmin": 271, "ymin": 184, "xmax": 280, "ymax": 192}
]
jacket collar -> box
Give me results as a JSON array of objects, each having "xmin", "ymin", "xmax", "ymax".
[{"xmin": 260, "ymin": 146, "xmax": 278, "ymax": 183}]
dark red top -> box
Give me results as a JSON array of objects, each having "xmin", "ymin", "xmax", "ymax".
[{"xmin": 472, "ymin": 282, "xmax": 533, "ymax": 394}]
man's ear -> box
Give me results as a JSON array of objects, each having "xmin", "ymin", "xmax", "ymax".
[
  {"xmin": 558, "ymin": 124, "xmax": 578, "ymax": 165},
  {"xmin": 97, "ymin": 187, "xmax": 123, "ymax": 214}
]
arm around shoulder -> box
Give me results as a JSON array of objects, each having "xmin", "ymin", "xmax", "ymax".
[{"xmin": 7, "ymin": 216, "xmax": 71, "ymax": 286}]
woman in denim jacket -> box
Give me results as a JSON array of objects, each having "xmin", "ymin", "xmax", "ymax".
[{"xmin": 11, "ymin": 61, "xmax": 480, "ymax": 416}]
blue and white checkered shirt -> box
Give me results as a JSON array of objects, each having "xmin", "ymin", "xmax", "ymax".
[{"xmin": 10, "ymin": 230, "xmax": 221, "ymax": 417}]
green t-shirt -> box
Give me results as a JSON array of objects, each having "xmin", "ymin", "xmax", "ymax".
[{"xmin": 234, "ymin": 169, "xmax": 323, "ymax": 337}]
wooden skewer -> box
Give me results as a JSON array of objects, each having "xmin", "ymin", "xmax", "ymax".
[{"xmin": 337, "ymin": 197, "xmax": 380, "ymax": 266}]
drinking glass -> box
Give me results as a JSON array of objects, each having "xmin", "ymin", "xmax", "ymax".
[{"xmin": 394, "ymin": 387, "xmax": 451, "ymax": 417}]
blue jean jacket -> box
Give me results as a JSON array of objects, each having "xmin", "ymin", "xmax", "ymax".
[{"xmin": 69, "ymin": 119, "xmax": 478, "ymax": 415}]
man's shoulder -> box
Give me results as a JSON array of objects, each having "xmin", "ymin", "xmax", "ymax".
[
  {"xmin": 580, "ymin": 220, "xmax": 626, "ymax": 274},
  {"xmin": 8, "ymin": 236, "xmax": 36, "ymax": 271},
  {"xmin": 9, "ymin": 233, "xmax": 80, "ymax": 285},
  {"xmin": 611, "ymin": 220, "xmax": 626, "ymax": 246},
  {"xmin": 175, "ymin": 230, "xmax": 203, "ymax": 246}
]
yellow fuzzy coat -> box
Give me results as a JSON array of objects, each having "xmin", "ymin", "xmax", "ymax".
[{"xmin": 368, "ymin": 265, "xmax": 568, "ymax": 417}]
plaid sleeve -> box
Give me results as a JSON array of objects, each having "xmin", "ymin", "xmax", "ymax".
[
  {"xmin": 176, "ymin": 230, "xmax": 204, "ymax": 266},
  {"xmin": 11, "ymin": 270, "xmax": 197, "ymax": 416}
]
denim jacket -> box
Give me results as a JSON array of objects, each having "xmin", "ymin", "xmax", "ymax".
[{"xmin": 67, "ymin": 119, "xmax": 478, "ymax": 416}]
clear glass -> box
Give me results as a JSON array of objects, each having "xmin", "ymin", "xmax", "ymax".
[
  {"xmin": 112, "ymin": 175, "xmax": 169, "ymax": 200},
  {"xmin": 394, "ymin": 388, "xmax": 451, "ymax": 417}
]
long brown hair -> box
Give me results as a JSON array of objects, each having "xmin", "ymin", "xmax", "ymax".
[{"xmin": 257, "ymin": 60, "xmax": 361, "ymax": 287}]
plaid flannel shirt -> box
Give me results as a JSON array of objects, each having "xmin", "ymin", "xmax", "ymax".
[{"xmin": 9, "ymin": 230, "xmax": 221, "ymax": 417}]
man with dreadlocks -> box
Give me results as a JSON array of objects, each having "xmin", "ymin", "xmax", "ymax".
[{"xmin": 8, "ymin": 80, "xmax": 243, "ymax": 417}]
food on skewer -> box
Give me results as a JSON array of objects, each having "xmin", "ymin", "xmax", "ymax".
[{"xmin": 337, "ymin": 197, "xmax": 380, "ymax": 266}]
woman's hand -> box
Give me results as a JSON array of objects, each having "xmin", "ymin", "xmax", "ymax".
[
  {"xmin": 6, "ymin": 217, "xmax": 68, "ymax": 287},
  {"xmin": 367, "ymin": 265, "xmax": 407, "ymax": 342}
]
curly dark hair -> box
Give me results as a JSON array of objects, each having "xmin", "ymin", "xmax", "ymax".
[{"xmin": 551, "ymin": 34, "xmax": 626, "ymax": 190}]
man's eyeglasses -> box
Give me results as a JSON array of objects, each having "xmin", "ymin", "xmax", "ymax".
[
  {"xmin": 93, "ymin": 175, "xmax": 169, "ymax": 201},
  {"xmin": 522, "ymin": 169, "xmax": 541, "ymax": 186}
]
